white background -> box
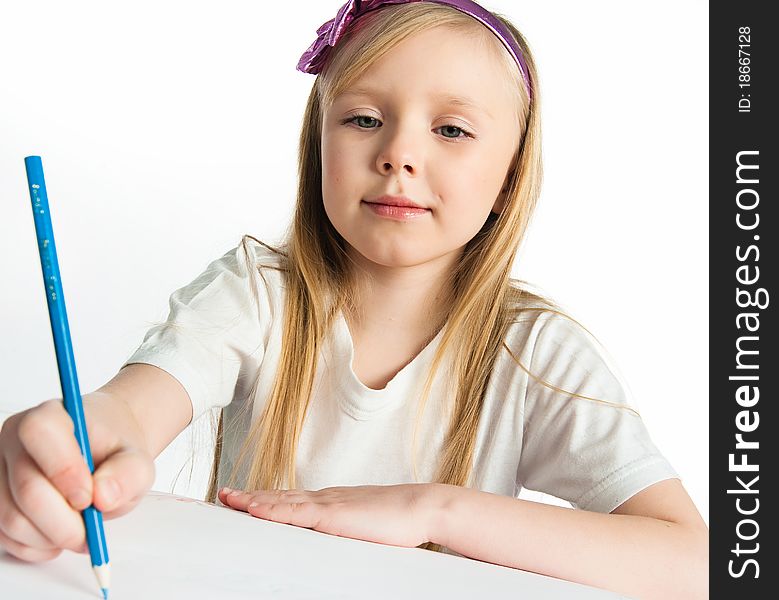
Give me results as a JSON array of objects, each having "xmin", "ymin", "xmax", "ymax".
[{"xmin": 0, "ymin": 1, "xmax": 708, "ymax": 523}]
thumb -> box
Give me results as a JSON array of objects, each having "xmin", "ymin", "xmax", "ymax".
[{"xmin": 92, "ymin": 447, "xmax": 155, "ymax": 518}]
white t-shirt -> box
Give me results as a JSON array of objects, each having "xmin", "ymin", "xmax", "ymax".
[{"xmin": 124, "ymin": 240, "xmax": 677, "ymax": 513}]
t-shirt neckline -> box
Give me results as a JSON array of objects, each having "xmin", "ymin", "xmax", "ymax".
[{"xmin": 327, "ymin": 310, "xmax": 445, "ymax": 419}]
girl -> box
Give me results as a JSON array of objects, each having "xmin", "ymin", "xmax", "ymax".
[{"xmin": 0, "ymin": 1, "xmax": 707, "ymax": 598}]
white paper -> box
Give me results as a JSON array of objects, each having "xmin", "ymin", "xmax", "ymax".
[{"xmin": 0, "ymin": 491, "xmax": 631, "ymax": 599}]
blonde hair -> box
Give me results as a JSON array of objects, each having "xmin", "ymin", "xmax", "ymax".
[{"xmin": 204, "ymin": 4, "xmax": 636, "ymax": 551}]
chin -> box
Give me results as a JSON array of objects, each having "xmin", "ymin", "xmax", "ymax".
[{"xmin": 349, "ymin": 241, "xmax": 431, "ymax": 269}]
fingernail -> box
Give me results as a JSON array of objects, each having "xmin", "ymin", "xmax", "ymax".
[
  {"xmin": 221, "ymin": 487, "xmax": 233, "ymax": 494},
  {"xmin": 97, "ymin": 479, "xmax": 120, "ymax": 508}
]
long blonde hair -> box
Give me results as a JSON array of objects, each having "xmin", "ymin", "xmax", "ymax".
[{"xmin": 204, "ymin": 4, "xmax": 633, "ymax": 550}]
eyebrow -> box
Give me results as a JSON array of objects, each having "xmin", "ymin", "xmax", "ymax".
[{"xmin": 337, "ymin": 87, "xmax": 493, "ymax": 120}]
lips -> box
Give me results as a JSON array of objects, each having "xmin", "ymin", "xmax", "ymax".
[
  {"xmin": 363, "ymin": 200, "xmax": 430, "ymax": 221},
  {"xmin": 364, "ymin": 195, "xmax": 427, "ymax": 209}
]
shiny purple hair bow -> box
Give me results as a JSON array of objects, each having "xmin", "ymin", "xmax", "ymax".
[{"xmin": 296, "ymin": 0, "xmax": 532, "ymax": 100}]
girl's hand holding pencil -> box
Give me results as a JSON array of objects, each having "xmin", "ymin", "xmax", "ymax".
[
  {"xmin": 5, "ymin": 155, "xmax": 191, "ymax": 597},
  {"xmin": 0, "ymin": 394, "xmax": 154, "ymax": 562}
]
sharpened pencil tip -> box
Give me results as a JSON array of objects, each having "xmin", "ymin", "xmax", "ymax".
[{"xmin": 93, "ymin": 564, "xmax": 110, "ymax": 597}]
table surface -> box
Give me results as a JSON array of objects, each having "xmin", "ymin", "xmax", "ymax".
[{"xmin": 0, "ymin": 491, "xmax": 632, "ymax": 599}]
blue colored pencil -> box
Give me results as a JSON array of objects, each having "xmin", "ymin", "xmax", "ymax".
[{"xmin": 24, "ymin": 156, "xmax": 111, "ymax": 600}]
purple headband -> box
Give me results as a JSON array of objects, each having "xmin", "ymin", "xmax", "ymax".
[{"xmin": 296, "ymin": 0, "xmax": 532, "ymax": 100}]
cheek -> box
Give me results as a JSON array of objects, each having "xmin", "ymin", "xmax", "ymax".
[
  {"xmin": 321, "ymin": 137, "xmax": 360, "ymax": 206},
  {"xmin": 320, "ymin": 141, "xmax": 341, "ymax": 193},
  {"xmin": 429, "ymin": 161, "xmax": 506, "ymax": 244},
  {"xmin": 320, "ymin": 138, "xmax": 365, "ymax": 244},
  {"xmin": 435, "ymin": 163, "xmax": 503, "ymax": 216}
]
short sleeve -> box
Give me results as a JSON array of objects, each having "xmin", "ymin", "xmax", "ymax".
[
  {"xmin": 122, "ymin": 240, "xmax": 273, "ymax": 422},
  {"xmin": 515, "ymin": 314, "xmax": 678, "ymax": 513}
]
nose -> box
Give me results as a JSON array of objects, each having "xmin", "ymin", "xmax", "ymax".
[{"xmin": 375, "ymin": 124, "xmax": 420, "ymax": 177}]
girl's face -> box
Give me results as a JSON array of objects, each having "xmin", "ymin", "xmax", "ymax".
[{"xmin": 321, "ymin": 25, "xmax": 521, "ymax": 270}]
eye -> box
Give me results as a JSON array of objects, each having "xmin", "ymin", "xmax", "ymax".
[
  {"xmin": 436, "ymin": 124, "xmax": 473, "ymax": 140},
  {"xmin": 342, "ymin": 115, "xmax": 474, "ymax": 141},
  {"xmin": 345, "ymin": 115, "xmax": 382, "ymax": 129}
]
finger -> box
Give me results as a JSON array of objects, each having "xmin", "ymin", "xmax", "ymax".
[
  {"xmin": 221, "ymin": 489, "xmax": 308, "ymax": 512},
  {"xmin": 218, "ymin": 488, "xmax": 262, "ymax": 511},
  {"xmin": 92, "ymin": 447, "xmax": 154, "ymax": 516},
  {"xmin": 0, "ymin": 528, "xmax": 62, "ymax": 563},
  {"xmin": 0, "ymin": 458, "xmax": 59, "ymax": 551},
  {"xmin": 15, "ymin": 400, "xmax": 93, "ymax": 510},
  {"xmin": 218, "ymin": 488, "xmax": 323, "ymax": 528},
  {"xmin": 219, "ymin": 489, "xmax": 260, "ymax": 511},
  {"xmin": 247, "ymin": 500, "xmax": 320, "ymax": 529},
  {"xmin": 216, "ymin": 487, "xmax": 238, "ymax": 506},
  {"xmin": 5, "ymin": 452, "xmax": 85, "ymax": 552}
]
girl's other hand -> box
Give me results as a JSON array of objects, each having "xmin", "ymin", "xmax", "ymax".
[
  {"xmin": 218, "ymin": 483, "xmax": 439, "ymax": 548},
  {"xmin": 0, "ymin": 398, "xmax": 155, "ymax": 562}
]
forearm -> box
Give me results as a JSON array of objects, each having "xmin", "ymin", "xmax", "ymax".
[
  {"xmin": 86, "ymin": 363, "xmax": 193, "ymax": 458},
  {"xmin": 426, "ymin": 484, "xmax": 707, "ymax": 600},
  {"xmin": 82, "ymin": 390, "xmax": 150, "ymax": 453}
]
